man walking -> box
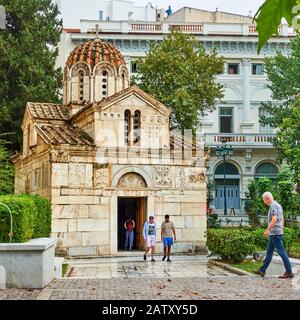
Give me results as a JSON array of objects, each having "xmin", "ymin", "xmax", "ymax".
[
  {"xmin": 124, "ymin": 216, "xmax": 135, "ymax": 250},
  {"xmin": 255, "ymin": 192, "xmax": 294, "ymax": 279},
  {"xmin": 161, "ymin": 214, "xmax": 176, "ymax": 262},
  {"xmin": 143, "ymin": 216, "xmax": 156, "ymax": 262}
]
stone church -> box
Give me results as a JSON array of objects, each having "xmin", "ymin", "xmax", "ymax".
[{"xmin": 12, "ymin": 37, "xmax": 207, "ymax": 257}]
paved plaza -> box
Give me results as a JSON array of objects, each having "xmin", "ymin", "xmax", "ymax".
[{"xmin": 0, "ymin": 255, "xmax": 300, "ymax": 300}]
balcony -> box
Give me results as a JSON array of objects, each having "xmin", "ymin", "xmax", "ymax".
[{"xmin": 205, "ymin": 133, "xmax": 276, "ymax": 148}]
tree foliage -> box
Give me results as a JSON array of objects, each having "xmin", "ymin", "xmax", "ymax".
[
  {"xmin": 134, "ymin": 32, "xmax": 224, "ymax": 134},
  {"xmin": 0, "ymin": 0, "xmax": 63, "ymax": 151},
  {"xmin": 254, "ymin": 0, "xmax": 300, "ymax": 52},
  {"xmin": 259, "ymin": 35, "xmax": 300, "ymax": 184},
  {"xmin": 0, "ymin": 140, "xmax": 14, "ymax": 195}
]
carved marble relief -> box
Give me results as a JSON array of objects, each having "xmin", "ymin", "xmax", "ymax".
[
  {"xmin": 117, "ymin": 173, "xmax": 147, "ymax": 188},
  {"xmin": 94, "ymin": 168, "xmax": 109, "ymax": 187},
  {"xmin": 176, "ymin": 168, "xmax": 186, "ymax": 189},
  {"xmin": 154, "ymin": 166, "xmax": 172, "ymax": 187},
  {"xmin": 69, "ymin": 164, "xmax": 86, "ymax": 186},
  {"xmin": 189, "ymin": 171, "xmax": 206, "ymax": 183},
  {"xmin": 50, "ymin": 150, "xmax": 70, "ymax": 163}
]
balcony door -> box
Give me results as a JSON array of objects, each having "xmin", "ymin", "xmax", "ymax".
[{"xmin": 219, "ymin": 107, "xmax": 233, "ymax": 133}]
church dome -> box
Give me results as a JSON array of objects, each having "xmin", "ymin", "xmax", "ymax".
[{"xmin": 66, "ymin": 38, "xmax": 126, "ymax": 69}]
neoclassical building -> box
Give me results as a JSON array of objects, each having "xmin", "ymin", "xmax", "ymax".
[{"xmin": 13, "ymin": 38, "xmax": 207, "ymax": 257}]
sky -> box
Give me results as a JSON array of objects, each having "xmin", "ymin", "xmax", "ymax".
[{"xmin": 135, "ymin": 0, "xmax": 265, "ymax": 17}]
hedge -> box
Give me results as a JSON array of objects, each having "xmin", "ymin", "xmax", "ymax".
[
  {"xmin": 252, "ymin": 227, "xmax": 297, "ymax": 253},
  {"xmin": 206, "ymin": 228, "xmax": 256, "ymax": 263},
  {"xmin": 0, "ymin": 194, "xmax": 51, "ymax": 243},
  {"xmin": 207, "ymin": 227, "xmax": 298, "ymax": 263}
]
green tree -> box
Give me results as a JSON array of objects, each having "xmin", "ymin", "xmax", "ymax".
[
  {"xmin": 254, "ymin": 0, "xmax": 300, "ymax": 52},
  {"xmin": 134, "ymin": 32, "xmax": 224, "ymax": 134},
  {"xmin": 0, "ymin": 0, "xmax": 62, "ymax": 151},
  {"xmin": 275, "ymin": 105, "xmax": 300, "ymax": 185},
  {"xmin": 0, "ymin": 141, "xmax": 14, "ymax": 195}
]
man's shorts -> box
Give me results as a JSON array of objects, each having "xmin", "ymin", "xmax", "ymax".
[
  {"xmin": 146, "ymin": 235, "xmax": 156, "ymax": 247},
  {"xmin": 163, "ymin": 237, "xmax": 173, "ymax": 247}
]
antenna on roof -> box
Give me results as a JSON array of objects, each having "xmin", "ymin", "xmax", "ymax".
[
  {"xmin": 248, "ymin": 10, "xmax": 252, "ymax": 17},
  {"xmin": 216, "ymin": 7, "xmax": 218, "ymax": 12}
]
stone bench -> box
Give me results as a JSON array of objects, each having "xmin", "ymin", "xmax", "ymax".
[{"xmin": 0, "ymin": 238, "xmax": 55, "ymax": 288}]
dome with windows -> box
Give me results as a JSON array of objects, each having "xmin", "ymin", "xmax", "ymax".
[
  {"xmin": 66, "ymin": 39, "xmax": 126, "ymax": 69},
  {"xmin": 63, "ymin": 38, "xmax": 130, "ymax": 108}
]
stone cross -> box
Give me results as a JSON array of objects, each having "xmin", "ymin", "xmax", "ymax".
[
  {"xmin": 0, "ymin": 5, "xmax": 6, "ymax": 30},
  {"xmin": 95, "ymin": 24, "xmax": 101, "ymax": 38}
]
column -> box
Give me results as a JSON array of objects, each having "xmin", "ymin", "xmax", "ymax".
[{"xmin": 241, "ymin": 58, "xmax": 254, "ymax": 131}]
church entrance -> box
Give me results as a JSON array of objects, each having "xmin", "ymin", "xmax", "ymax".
[{"xmin": 117, "ymin": 197, "xmax": 147, "ymax": 251}]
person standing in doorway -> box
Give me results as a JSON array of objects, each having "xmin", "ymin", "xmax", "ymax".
[
  {"xmin": 161, "ymin": 214, "xmax": 176, "ymax": 262},
  {"xmin": 143, "ymin": 216, "xmax": 156, "ymax": 262},
  {"xmin": 254, "ymin": 192, "xmax": 294, "ymax": 279},
  {"xmin": 124, "ymin": 216, "xmax": 135, "ymax": 251}
]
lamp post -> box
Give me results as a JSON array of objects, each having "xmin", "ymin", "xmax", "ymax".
[{"xmin": 215, "ymin": 137, "xmax": 234, "ymax": 216}]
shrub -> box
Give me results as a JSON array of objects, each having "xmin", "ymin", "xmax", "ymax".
[
  {"xmin": 207, "ymin": 213, "xmax": 220, "ymax": 228},
  {"xmin": 252, "ymin": 227, "xmax": 297, "ymax": 253},
  {"xmin": 0, "ymin": 195, "xmax": 36, "ymax": 242},
  {"xmin": 207, "ymin": 228, "xmax": 256, "ymax": 263},
  {"xmin": 0, "ymin": 194, "xmax": 52, "ymax": 243}
]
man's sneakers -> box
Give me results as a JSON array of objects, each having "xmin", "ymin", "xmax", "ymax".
[
  {"xmin": 254, "ymin": 270, "xmax": 265, "ymax": 277},
  {"xmin": 151, "ymin": 258, "xmax": 155, "ymax": 262},
  {"xmin": 279, "ymin": 272, "xmax": 294, "ymax": 279},
  {"xmin": 167, "ymin": 258, "xmax": 171, "ymax": 263},
  {"xmin": 162, "ymin": 256, "xmax": 166, "ymax": 261},
  {"xmin": 143, "ymin": 254, "xmax": 146, "ymax": 261}
]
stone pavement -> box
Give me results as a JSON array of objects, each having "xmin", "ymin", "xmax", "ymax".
[{"xmin": 0, "ymin": 255, "xmax": 299, "ymax": 300}]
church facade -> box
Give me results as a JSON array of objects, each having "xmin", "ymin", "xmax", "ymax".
[{"xmin": 12, "ymin": 38, "xmax": 207, "ymax": 257}]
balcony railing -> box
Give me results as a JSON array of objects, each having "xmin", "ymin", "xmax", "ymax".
[
  {"xmin": 130, "ymin": 23, "xmax": 162, "ymax": 32},
  {"xmin": 205, "ymin": 133, "xmax": 275, "ymax": 147},
  {"xmin": 169, "ymin": 24, "xmax": 202, "ymax": 33}
]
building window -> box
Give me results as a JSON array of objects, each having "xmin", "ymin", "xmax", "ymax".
[
  {"xmin": 102, "ymin": 70, "xmax": 108, "ymax": 98},
  {"xmin": 133, "ymin": 110, "xmax": 141, "ymax": 145},
  {"xmin": 227, "ymin": 63, "xmax": 239, "ymax": 75},
  {"xmin": 130, "ymin": 61, "xmax": 138, "ymax": 74},
  {"xmin": 121, "ymin": 73, "xmax": 126, "ymax": 90},
  {"xmin": 219, "ymin": 107, "xmax": 233, "ymax": 133},
  {"xmin": 252, "ymin": 63, "xmax": 264, "ymax": 75},
  {"xmin": 259, "ymin": 110, "xmax": 274, "ymax": 134},
  {"xmin": 124, "ymin": 110, "xmax": 131, "ymax": 145},
  {"xmin": 79, "ymin": 71, "xmax": 84, "ymax": 102},
  {"xmin": 255, "ymin": 162, "xmax": 278, "ymax": 180},
  {"xmin": 99, "ymin": 10, "xmax": 103, "ymax": 20}
]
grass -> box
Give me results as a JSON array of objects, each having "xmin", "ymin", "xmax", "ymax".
[
  {"xmin": 62, "ymin": 263, "xmax": 68, "ymax": 277},
  {"xmin": 230, "ymin": 260, "xmax": 263, "ymax": 274}
]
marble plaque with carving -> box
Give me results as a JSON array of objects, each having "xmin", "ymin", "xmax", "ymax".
[
  {"xmin": 176, "ymin": 168, "xmax": 186, "ymax": 189},
  {"xmin": 50, "ymin": 150, "xmax": 70, "ymax": 163},
  {"xmin": 154, "ymin": 166, "xmax": 172, "ymax": 187},
  {"xmin": 94, "ymin": 168, "xmax": 109, "ymax": 187},
  {"xmin": 69, "ymin": 164, "xmax": 86, "ymax": 186},
  {"xmin": 189, "ymin": 171, "xmax": 206, "ymax": 183},
  {"xmin": 117, "ymin": 173, "xmax": 147, "ymax": 188}
]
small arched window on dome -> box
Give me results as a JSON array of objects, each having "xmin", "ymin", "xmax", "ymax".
[
  {"xmin": 124, "ymin": 110, "xmax": 131, "ymax": 145},
  {"xmin": 121, "ymin": 73, "xmax": 126, "ymax": 90},
  {"xmin": 101, "ymin": 70, "xmax": 108, "ymax": 99},
  {"xmin": 133, "ymin": 110, "xmax": 141, "ymax": 145},
  {"xmin": 79, "ymin": 71, "xmax": 84, "ymax": 102}
]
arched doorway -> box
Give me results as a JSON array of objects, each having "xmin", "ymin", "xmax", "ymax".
[
  {"xmin": 214, "ymin": 162, "xmax": 240, "ymax": 211},
  {"xmin": 254, "ymin": 162, "xmax": 279, "ymax": 180},
  {"xmin": 117, "ymin": 173, "xmax": 147, "ymax": 251}
]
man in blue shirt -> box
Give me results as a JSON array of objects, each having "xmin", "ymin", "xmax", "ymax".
[{"xmin": 255, "ymin": 192, "xmax": 294, "ymax": 279}]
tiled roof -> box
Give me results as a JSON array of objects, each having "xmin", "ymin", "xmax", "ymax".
[
  {"xmin": 66, "ymin": 39, "xmax": 125, "ymax": 69},
  {"xmin": 36, "ymin": 124, "xmax": 94, "ymax": 146},
  {"xmin": 28, "ymin": 103, "xmax": 69, "ymax": 121}
]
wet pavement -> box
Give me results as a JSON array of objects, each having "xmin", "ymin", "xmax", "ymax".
[{"xmin": 66, "ymin": 255, "xmax": 235, "ymax": 278}]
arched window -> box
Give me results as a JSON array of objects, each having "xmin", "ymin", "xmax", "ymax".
[
  {"xmin": 79, "ymin": 71, "xmax": 84, "ymax": 102},
  {"xmin": 122, "ymin": 73, "xmax": 126, "ymax": 90},
  {"xmin": 124, "ymin": 110, "xmax": 131, "ymax": 145},
  {"xmin": 215, "ymin": 162, "xmax": 239, "ymax": 175},
  {"xmin": 101, "ymin": 70, "xmax": 108, "ymax": 98},
  {"xmin": 133, "ymin": 110, "xmax": 141, "ymax": 145},
  {"xmin": 255, "ymin": 162, "xmax": 278, "ymax": 180}
]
